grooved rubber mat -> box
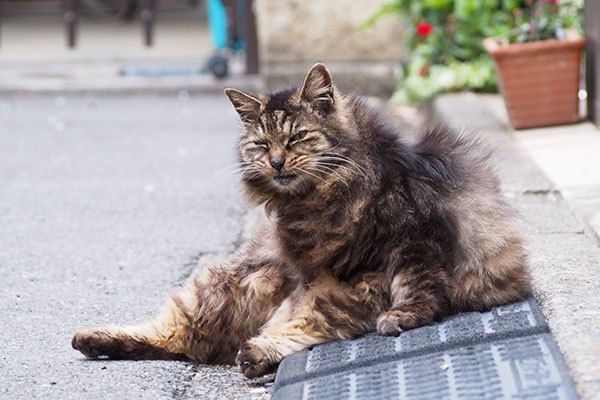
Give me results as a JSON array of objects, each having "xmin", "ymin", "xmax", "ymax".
[{"xmin": 271, "ymin": 298, "xmax": 577, "ymax": 400}]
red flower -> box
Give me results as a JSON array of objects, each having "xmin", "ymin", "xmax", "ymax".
[{"xmin": 416, "ymin": 22, "xmax": 434, "ymax": 37}]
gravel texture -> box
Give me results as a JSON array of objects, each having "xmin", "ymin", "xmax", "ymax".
[
  {"xmin": 3, "ymin": 89, "xmax": 598, "ymax": 400},
  {"xmin": 0, "ymin": 92, "xmax": 272, "ymax": 399}
]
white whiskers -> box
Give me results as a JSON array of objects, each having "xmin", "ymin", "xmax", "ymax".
[{"xmin": 316, "ymin": 154, "xmax": 370, "ymax": 180}]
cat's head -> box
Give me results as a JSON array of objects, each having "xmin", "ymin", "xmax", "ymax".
[{"xmin": 225, "ymin": 63, "xmax": 359, "ymax": 202}]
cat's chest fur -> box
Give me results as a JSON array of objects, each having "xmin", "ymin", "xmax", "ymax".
[{"xmin": 275, "ymin": 184, "xmax": 389, "ymax": 281}]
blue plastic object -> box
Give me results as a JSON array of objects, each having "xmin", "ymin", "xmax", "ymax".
[
  {"xmin": 207, "ymin": 0, "xmax": 227, "ymax": 50},
  {"xmin": 205, "ymin": 0, "xmax": 247, "ymax": 78}
]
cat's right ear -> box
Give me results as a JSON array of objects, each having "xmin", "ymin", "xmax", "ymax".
[
  {"xmin": 224, "ymin": 88, "xmax": 262, "ymax": 123},
  {"xmin": 299, "ymin": 63, "xmax": 334, "ymax": 115}
]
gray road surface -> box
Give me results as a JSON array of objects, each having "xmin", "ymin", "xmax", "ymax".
[
  {"xmin": 3, "ymin": 90, "xmax": 598, "ymax": 400},
  {"xmin": 0, "ymin": 93, "xmax": 273, "ymax": 399}
]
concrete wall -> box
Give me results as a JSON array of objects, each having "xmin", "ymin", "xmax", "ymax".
[{"xmin": 254, "ymin": 0, "xmax": 407, "ymax": 96}]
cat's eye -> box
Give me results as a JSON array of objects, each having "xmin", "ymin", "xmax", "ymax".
[
  {"xmin": 289, "ymin": 130, "xmax": 308, "ymax": 144},
  {"xmin": 253, "ymin": 140, "xmax": 269, "ymax": 150}
]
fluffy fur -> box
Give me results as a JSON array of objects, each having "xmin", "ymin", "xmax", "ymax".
[{"xmin": 72, "ymin": 63, "xmax": 531, "ymax": 378}]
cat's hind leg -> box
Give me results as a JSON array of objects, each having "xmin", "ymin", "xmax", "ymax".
[
  {"xmin": 71, "ymin": 298, "xmax": 191, "ymax": 360},
  {"xmin": 72, "ymin": 253, "xmax": 291, "ymax": 363}
]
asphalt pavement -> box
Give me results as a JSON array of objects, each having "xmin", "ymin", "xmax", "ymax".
[
  {"xmin": 2, "ymin": 90, "xmax": 599, "ymax": 400},
  {"xmin": 0, "ymin": 92, "xmax": 273, "ymax": 399}
]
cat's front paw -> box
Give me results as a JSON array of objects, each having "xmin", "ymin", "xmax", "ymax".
[
  {"xmin": 236, "ymin": 342, "xmax": 276, "ymax": 379},
  {"xmin": 376, "ymin": 311, "xmax": 406, "ymax": 337}
]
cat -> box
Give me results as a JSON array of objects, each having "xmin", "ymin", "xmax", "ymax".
[{"xmin": 71, "ymin": 63, "xmax": 531, "ymax": 379}]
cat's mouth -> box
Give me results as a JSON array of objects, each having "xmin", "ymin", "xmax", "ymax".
[{"xmin": 273, "ymin": 173, "xmax": 297, "ymax": 186}]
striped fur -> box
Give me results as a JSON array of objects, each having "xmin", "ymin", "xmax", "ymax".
[{"xmin": 72, "ymin": 63, "xmax": 531, "ymax": 379}]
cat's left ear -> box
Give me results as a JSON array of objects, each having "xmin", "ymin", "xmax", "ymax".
[
  {"xmin": 299, "ymin": 63, "xmax": 334, "ymax": 114},
  {"xmin": 224, "ymin": 88, "xmax": 262, "ymax": 123}
]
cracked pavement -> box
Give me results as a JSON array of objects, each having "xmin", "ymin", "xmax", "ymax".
[
  {"xmin": 2, "ymin": 90, "xmax": 598, "ymax": 399},
  {"xmin": 0, "ymin": 92, "xmax": 274, "ymax": 399}
]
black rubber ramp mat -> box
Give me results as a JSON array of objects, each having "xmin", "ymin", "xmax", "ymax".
[{"xmin": 272, "ymin": 298, "xmax": 578, "ymax": 400}]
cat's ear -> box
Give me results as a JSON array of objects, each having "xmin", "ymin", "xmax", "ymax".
[
  {"xmin": 224, "ymin": 88, "xmax": 262, "ymax": 123},
  {"xmin": 299, "ymin": 63, "xmax": 334, "ymax": 114}
]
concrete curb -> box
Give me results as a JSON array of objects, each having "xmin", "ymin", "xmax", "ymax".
[
  {"xmin": 0, "ymin": 58, "xmax": 262, "ymax": 95},
  {"xmin": 0, "ymin": 74, "xmax": 262, "ymax": 96},
  {"xmin": 431, "ymin": 93, "xmax": 600, "ymax": 400}
]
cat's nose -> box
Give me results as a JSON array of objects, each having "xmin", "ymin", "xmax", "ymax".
[{"xmin": 269, "ymin": 156, "xmax": 285, "ymax": 171}]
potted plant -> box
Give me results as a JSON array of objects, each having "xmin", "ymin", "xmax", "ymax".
[{"xmin": 484, "ymin": 0, "xmax": 585, "ymax": 129}]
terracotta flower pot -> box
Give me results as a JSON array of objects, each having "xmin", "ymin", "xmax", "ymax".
[{"xmin": 484, "ymin": 30, "xmax": 585, "ymax": 129}]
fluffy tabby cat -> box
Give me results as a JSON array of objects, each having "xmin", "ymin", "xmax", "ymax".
[{"xmin": 72, "ymin": 63, "xmax": 531, "ymax": 378}]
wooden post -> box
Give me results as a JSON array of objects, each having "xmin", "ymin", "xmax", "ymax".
[
  {"xmin": 0, "ymin": 1, "xmax": 3, "ymax": 48},
  {"xmin": 63, "ymin": 0, "xmax": 76, "ymax": 48},
  {"xmin": 139, "ymin": 0, "xmax": 155, "ymax": 46},
  {"xmin": 586, "ymin": 0, "xmax": 600, "ymax": 125},
  {"xmin": 221, "ymin": 0, "xmax": 237, "ymax": 44},
  {"xmin": 245, "ymin": 0, "xmax": 258, "ymax": 74}
]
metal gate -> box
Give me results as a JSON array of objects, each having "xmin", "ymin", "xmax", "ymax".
[
  {"xmin": 0, "ymin": 0, "xmax": 198, "ymax": 47},
  {"xmin": 0, "ymin": 0, "xmax": 257, "ymax": 74}
]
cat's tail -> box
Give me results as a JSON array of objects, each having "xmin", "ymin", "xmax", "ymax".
[{"xmin": 408, "ymin": 124, "xmax": 499, "ymax": 192}]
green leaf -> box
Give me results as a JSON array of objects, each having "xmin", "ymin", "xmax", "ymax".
[
  {"xmin": 423, "ymin": 0, "xmax": 452, "ymax": 10},
  {"xmin": 364, "ymin": 0, "xmax": 582, "ymax": 104}
]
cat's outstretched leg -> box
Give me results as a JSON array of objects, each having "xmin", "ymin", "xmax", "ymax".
[
  {"xmin": 72, "ymin": 239, "xmax": 291, "ymax": 363},
  {"xmin": 235, "ymin": 272, "xmax": 389, "ymax": 378},
  {"xmin": 71, "ymin": 299, "xmax": 192, "ymax": 360}
]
